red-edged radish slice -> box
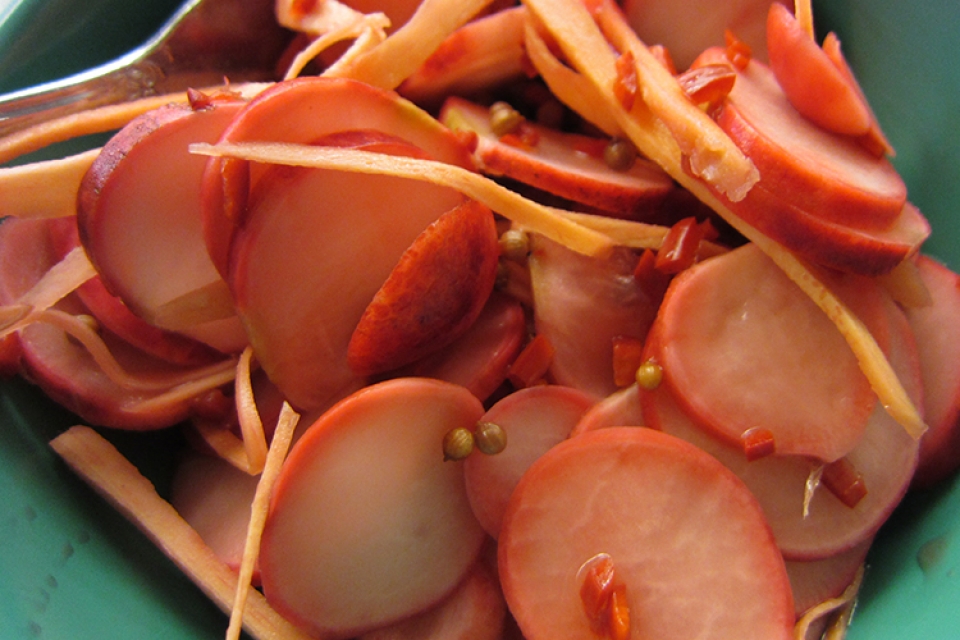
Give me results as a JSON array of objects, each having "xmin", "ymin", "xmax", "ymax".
[
  {"xmin": 499, "ymin": 427, "xmax": 795, "ymax": 640},
  {"xmin": 398, "ymin": 292, "xmax": 527, "ymax": 402},
  {"xmin": 765, "ymin": 2, "xmax": 872, "ymax": 136},
  {"xmin": 347, "ymin": 200, "xmax": 500, "ymax": 376},
  {"xmin": 463, "ymin": 385, "xmax": 595, "ymax": 538},
  {"xmin": 47, "ymin": 217, "xmax": 223, "ymax": 367},
  {"xmin": 169, "ymin": 451, "xmax": 260, "ymax": 581},
  {"xmin": 201, "ymin": 76, "xmax": 475, "ymax": 277},
  {"xmin": 693, "ymin": 46, "xmax": 906, "ymax": 231},
  {"xmin": 905, "ymin": 255, "xmax": 960, "ymax": 488},
  {"xmin": 621, "ymin": 0, "xmax": 775, "ymax": 71},
  {"xmin": 399, "ymin": 7, "xmax": 529, "ymax": 106},
  {"xmin": 529, "ymin": 235, "xmax": 659, "ymax": 399},
  {"xmin": 227, "ymin": 136, "xmax": 467, "ymax": 411},
  {"xmin": 439, "ymin": 96, "xmax": 674, "ymax": 218},
  {"xmin": 259, "ymin": 378, "xmax": 487, "ymax": 639},
  {"xmin": 642, "ymin": 292, "xmax": 921, "ymax": 560},
  {"xmin": 76, "ymin": 100, "xmax": 249, "ymax": 354},
  {"xmin": 359, "ymin": 563, "xmax": 506, "ymax": 640},
  {"xmin": 786, "ymin": 537, "xmax": 871, "ymax": 618},
  {"xmin": 569, "ymin": 384, "xmax": 645, "ymax": 437},
  {"xmin": 651, "ymin": 243, "xmax": 886, "ymax": 462},
  {"xmin": 0, "ymin": 218, "xmax": 205, "ymax": 429}
]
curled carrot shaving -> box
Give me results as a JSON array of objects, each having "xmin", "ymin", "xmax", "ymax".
[
  {"xmin": 284, "ymin": 12, "xmax": 390, "ymax": 81},
  {"xmin": 191, "ymin": 420, "xmax": 256, "ymax": 475},
  {"xmin": 235, "ymin": 346, "xmax": 268, "ymax": 475},
  {"xmin": 793, "ymin": 564, "xmax": 863, "ymax": 640},
  {"xmin": 190, "ymin": 141, "xmax": 617, "ymax": 258}
]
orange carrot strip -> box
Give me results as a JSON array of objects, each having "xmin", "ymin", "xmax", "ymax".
[
  {"xmin": 226, "ymin": 402, "xmax": 301, "ymax": 640},
  {"xmin": 49, "ymin": 426, "xmax": 312, "ymax": 640},
  {"xmin": 235, "ymin": 346, "xmax": 268, "ymax": 474},
  {"xmin": 794, "ymin": 0, "xmax": 815, "ymax": 41},
  {"xmin": 0, "ymin": 148, "xmax": 98, "ymax": 218},
  {"xmin": 191, "ymin": 420, "xmax": 254, "ymax": 475}
]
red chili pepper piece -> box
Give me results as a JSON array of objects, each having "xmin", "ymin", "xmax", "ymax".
[
  {"xmin": 724, "ymin": 29, "xmax": 753, "ymax": 70},
  {"xmin": 507, "ymin": 334, "xmax": 555, "ymax": 388},
  {"xmin": 821, "ymin": 457, "xmax": 868, "ymax": 508},
  {"xmin": 614, "ymin": 50, "xmax": 638, "ymax": 111},
  {"xmin": 741, "ymin": 427, "xmax": 777, "ymax": 461},
  {"xmin": 677, "ymin": 63, "xmax": 737, "ymax": 110},
  {"xmin": 655, "ymin": 217, "xmax": 704, "ymax": 274},
  {"xmin": 612, "ymin": 336, "xmax": 646, "ymax": 387}
]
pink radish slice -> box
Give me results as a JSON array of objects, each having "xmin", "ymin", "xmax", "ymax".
[
  {"xmin": 765, "ymin": 2, "xmax": 872, "ymax": 136},
  {"xmin": 463, "ymin": 385, "xmax": 595, "ymax": 538},
  {"xmin": 46, "ymin": 217, "xmax": 223, "ymax": 367},
  {"xmin": 359, "ymin": 562, "xmax": 506, "ymax": 640},
  {"xmin": 169, "ymin": 451, "xmax": 260, "ymax": 581},
  {"xmin": 786, "ymin": 537, "xmax": 871, "ymax": 618},
  {"xmin": 400, "ymin": 7, "xmax": 529, "ymax": 106},
  {"xmin": 347, "ymin": 200, "xmax": 500, "ymax": 376},
  {"xmin": 694, "ymin": 46, "xmax": 905, "ymax": 230},
  {"xmin": 202, "ymin": 76, "xmax": 475, "ymax": 277},
  {"xmin": 905, "ymin": 255, "xmax": 960, "ymax": 489},
  {"xmin": 651, "ymin": 242, "xmax": 885, "ymax": 462},
  {"xmin": 622, "ymin": 0, "xmax": 777, "ymax": 70},
  {"xmin": 397, "ymin": 292, "xmax": 527, "ymax": 402},
  {"xmin": 259, "ymin": 378, "xmax": 487, "ymax": 639},
  {"xmin": 642, "ymin": 291, "xmax": 921, "ymax": 560},
  {"xmin": 529, "ymin": 235, "xmax": 659, "ymax": 399},
  {"xmin": 0, "ymin": 218, "xmax": 200, "ymax": 429},
  {"xmin": 439, "ymin": 96, "xmax": 674, "ymax": 218},
  {"xmin": 227, "ymin": 138, "xmax": 467, "ymax": 412},
  {"xmin": 569, "ymin": 384, "xmax": 645, "ymax": 436},
  {"xmin": 76, "ymin": 100, "xmax": 249, "ymax": 354},
  {"xmin": 498, "ymin": 427, "xmax": 795, "ymax": 640}
]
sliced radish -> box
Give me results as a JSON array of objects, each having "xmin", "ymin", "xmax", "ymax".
[
  {"xmin": 397, "ymin": 292, "xmax": 527, "ymax": 402},
  {"xmin": 765, "ymin": 2, "xmax": 872, "ymax": 136},
  {"xmin": 786, "ymin": 537, "xmax": 871, "ymax": 618},
  {"xmin": 650, "ymin": 243, "xmax": 886, "ymax": 462},
  {"xmin": 227, "ymin": 136, "xmax": 467, "ymax": 411},
  {"xmin": 463, "ymin": 385, "xmax": 595, "ymax": 538},
  {"xmin": 569, "ymin": 383, "xmax": 645, "ymax": 437},
  {"xmin": 169, "ymin": 451, "xmax": 260, "ymax": 580},
  {"xmin": 642, "ymin": 292, "xmax": 921, "ymax": 560},
  {"xmin": 347, "ymin": 199, "xmax": 500, "ymax": 376},
  {"xmin": 201, "ymin": 76, "xmax": 475, "ymax": 277},
  {"xmin": 76, "ymin": 100, "xmax": 249, "ymax": 354},
  {"xmin": 529, "ymin": 235, "xmax": 659, "ymax": 399},
  {"xmin": 359, "ymin": 562, "xmax": 506, "ymax": 640},
  {"xmin": 259, "ymin": 378, "xmax": 487, "ymax": 639},
  {"xmin": 439, "ymin": 96, "xmax": 674, "ymax": 218},
  {"xmin": 622, "ymin": 0, "xmax": 776, "ymax": 71},
  {"xmin": 905, "ymin": 255, "xmax": 960, "ymax": 488},
  {"xmin": 399, "ymin": 6, "xmax": 529, "ymax": 106},
  {"xmin": 499, "ymin": 427, "xmax": 795, "ymax": 639}
]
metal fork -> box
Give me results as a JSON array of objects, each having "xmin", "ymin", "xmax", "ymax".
[{"xmin": 0, "ymin": 0, "xmax": 291, "ymax": 137}]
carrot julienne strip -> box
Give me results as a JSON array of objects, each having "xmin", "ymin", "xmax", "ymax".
[
  {"xmin": 190, "ymin": 141, "xmax": 617, "ymax": 258},
  {"xmin": 226, "ymin": 402, "xmax": 301, "ymax": 640},
  {"xmin": 794, "ymin": 0, "xmax": 815, "ymax": 41},
  {"xmin": 49, "ymin": 426, "xmax": 312, "ymax": 640},
  {"xmin": 0, "ymin": 148, "xmax": 98, "ymax": 218},
  {"xmin": 793, "ymin": 564, "xmax": 863, "ymax": 639},
  {"xmin": 192, "ymin": 420, "xmax": 255, "ymax": 475},
  {"xmin": 284, "ymin": 12, "xmax": 390, "ymax": 81}
]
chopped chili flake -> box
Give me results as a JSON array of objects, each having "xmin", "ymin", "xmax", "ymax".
[
  {"xmin": 633, "ymin": 249, "xmax": 672, "ymax": 302},
  {"xmin": 612, "ymin": 336, "xmax": 646, "ymax": 387},
  {"xmin": 614, "ymin": 50, "xmax": 638, "ymax": 111},
  {"xmin": 655, "ymin": 216, "xmax": 704, "ymax": 274},
  {"xmin": 578, "ymin": 553, "xmax": 631, "ymax": 640},
  {"xmin": 507, "ymin": 334, "xmax": 555, "ymax": 388},
  {"xmin": 607, "ymin": 584, "xmax": 631, "ymax": 640},
  {"xmin": 677, "ymin": 63, "xmax": 737, "ymax": 109},
  {"xmin": 724, "ymin": 29, "xmax": 753, "ymax": 70},
  {"xmin": 741, "ymin": 427, "xmax": 776, "ymax": 461},
  {"xmin": 821, "ymin": 457, "xmax": 868, "ymax": 508}
]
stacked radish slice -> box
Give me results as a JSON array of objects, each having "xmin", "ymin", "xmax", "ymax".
[{"xmin": 3, "ymin": 1, "xmax": 960, "ymax": 639}]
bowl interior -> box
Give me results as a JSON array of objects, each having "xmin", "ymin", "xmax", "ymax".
[{"xmin": 0, "ymin": 0, "xmax": 958, "ymax": 638}]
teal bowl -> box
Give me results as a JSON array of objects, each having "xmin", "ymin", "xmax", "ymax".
[{"xmin": 1, "ymin": 1, "xmax": 958, "ymax": 638}]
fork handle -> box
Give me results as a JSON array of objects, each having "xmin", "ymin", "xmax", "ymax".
[{"xmin": 0, "ymin": 57, "xmax": 167, "ymax": 139}]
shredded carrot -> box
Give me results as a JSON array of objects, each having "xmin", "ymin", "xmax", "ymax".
[
  {"xmin": 2, "ymin": 246, "xmax": 97, "ymax": 335},
  {"xmin": 145, "ymin": 279, "xmax": 238, "ymax": 331},
  {"xmin": 226, "ymin": 402, "xmax": 301, "ymax": 640},
  {"xmin": 284, "ymin": 12, "xmax": 389, "ymax": 80},
  {"xmin": 49, "ymin": 426, "xmax": 312, "ymax": 640},
  {"xmin": 191, "ymin": 420, "xmax": 255, "ymax": 475},
  {"xmin": 0, "ymin": 148, "xmax": 98, "ymax": 218},
  {"xmin": 794, "ymin": 564, "xmax": 863, "ymax": 640},
  {"xmin": 794, "ymin": 0, "xmax": 815, "ymax": 41},
  {"xmin": 235, "ymin": 346, "xmax": 268, "ymax": 475},
  {"xmin": 190, "ymin": 141, "xmax": 617, "ymax": 258}
]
